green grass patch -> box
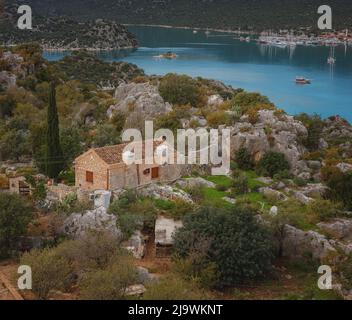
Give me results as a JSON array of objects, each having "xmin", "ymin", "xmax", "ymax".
[
  {"xmin": 244, "ymin": 170, "xmax": 267, "ymax": 190},
  {"xmin": 204, "ymin": 175, "xmax": 233, "ymax": 189}
]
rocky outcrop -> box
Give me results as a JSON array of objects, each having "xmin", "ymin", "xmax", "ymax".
[
  {"xmin": 175, "ymin": 177, "xmax": 216, "ymax": 189},
  {"xmin": 336, "ymin": 163, "xmax": 352, "ymax": 173},
  {"xmin": 291, "ymin": 191, "xmax": 314, "ymax": 204},
  {"xmin": 259, "ymin": 187, "xmax": 288, "ymax": 201},
  {"xmin": 108, "ymin": 82, "xmax": 172, "ymax": 125},
  {"xmin": 317, "ymin": 219, "xmax": 352, "ymax": 241},
  {"xmin": 230, "ymin": 110, "xmax": 308, "ymax": 175},
  {"xmin": 138, "ymin": 184, "xmax": 193, "ymax": 203},
  {"xmin": 207, "ymin": 94, "xmax": 224, "ymax": 107},
  {"xmin": 121, "ymin": 231, "xmax": 146, "ymax": 259},
  {"xmin": 300, "ymin": 183, "xmax": 329, "ymax": 198},
  {"xmin": 282, "ymin": 225, "xmax": 336, "ymax": 260},
  {"xmin": 62, "ymin": 207, "xmax": 121, "ymax": 239}
]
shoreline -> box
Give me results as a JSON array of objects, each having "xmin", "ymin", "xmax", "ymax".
[
  {"xmin": 43, "ymin": 46, "xmax": 137, "ymax": 52},
  {"xmin": 122, "ymin": 23, "xmax": 258, "ymax": 36}
]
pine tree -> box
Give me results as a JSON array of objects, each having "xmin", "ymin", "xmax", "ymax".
[{"xmin": 45, "ymin": 82, "xmax": 65, "ymax": 179}]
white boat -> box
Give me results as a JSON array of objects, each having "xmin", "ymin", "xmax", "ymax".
[{"xmin": 295, "ymin": 76, "xmax": 311, "ymax": 85}]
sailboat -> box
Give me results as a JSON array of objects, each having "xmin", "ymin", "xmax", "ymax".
[{"xmin": 327, "ymin": 46, "xmax": 336, "ymax": 65}]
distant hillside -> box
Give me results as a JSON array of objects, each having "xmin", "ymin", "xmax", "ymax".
[
  {"xmin": 0, "ymin": 3, "xmax": 138, "ymax": 50},
  {"xmin": 21, "ymin": 0, "xmax": 352, "ymax": 31}
]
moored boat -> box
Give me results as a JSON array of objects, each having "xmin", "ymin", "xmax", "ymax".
[{"xmin": 295, "ymin": 76, "xmax": 311, "ymax": 84}]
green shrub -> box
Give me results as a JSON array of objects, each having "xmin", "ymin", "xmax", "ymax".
[
  {"xmin": 206, "ymin": 110, "xmax": 231, "ymax": 128},
  {"xmin": 21, "ymin": 248, "xmax": 74, "ymax": 299},
  {"xmin": 307, "ymin": 199, "xmax": 344, "ymax": 223},
  {"xmin": 232, "ymin": 173, "xmax": 249, "ymax": 196},
  {"xmin": 234, "ymin": 147, "xmax": 253, "ymax": 170},
  {"xmin": 0, "ymin": 193, "xmax": 34, "ymax": 258},
  {"xmin": 55, "ymin": 193, "xmax": 92, "ymax": 215},
  {"xmin": 295, "ymin": 113, "xmax": 324, "ymax": 151},
  {"xmin": 293, "ymin": 176, "xmax": 308, "ymax": 187},
  {"xmin": 159, "ymin": 74, "xmax": 203, "ymax": 107},
  {"xmin": 323, "ymin": 169, "xmax": 352, "ymax": 211},
  {"xmin": 58, "ymin": 169, "xmax": 75, "ymax": 185},
  {"xmin": 174, "ymin": 207, "xmax": 274, "ymax": 287},
  {"xmin": 258, "ymin": 151, "xmax": 290, "ymax": 177},
  {"xmin": 143, "ymin": 273, "xmax": 206, "ymax": 300},
  {"xmin": 79, "ymin": 254, "xmax": 137, "ymax": 300}
]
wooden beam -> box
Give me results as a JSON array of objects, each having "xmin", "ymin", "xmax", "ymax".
[{"xmin": 0, "ymin": 271, "xmax": 24, "ymax": 300}]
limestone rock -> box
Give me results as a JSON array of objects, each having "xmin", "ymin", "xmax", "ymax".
[
  {"xmin": 317, "ymin": 219, "xmax": 352, "ymax": 241},
  {"xmin": 223, "ymin": 197, "xmax": 236, "ymax": 204},
  {"xmin": 121, "ymin": 231, "xmax": 146, "ymax": 259},
  {"xmin": 336, "ymin": 163, "xmax": 352, "ymax": 173},
  {"xmin": 207, "ymin": 94, "xmax": 224, "ymax": 106},
  {"xmin": 175, "ymin": 177, "xmax": 216, "ymax": 189},
  {"xmin": 138, "ymin": 184, "xmax": 193, "ymax": 203},
  {"xmin": 107, "ymin": 82, "xmax": 172, "ymax": 122},
  {"xmin": 137, "ymin": 266, "xmax": 159, "ymax": 284},
  {"xmin": 259, "ymin": 187, "xmax": 288, "ymax": 201},
  {"xmin": 292, "ymin": 191, "xmax": 314, "ymax": 204},
  {"xmin": 301, "ymin": 183, "xmax": 329, "ymax": 198},
  {"xmin": 230, "ymin": 110, "xmax": 308, "ymax": 175},
  {"xmin": 282, "ymin": 225, "xmax": 337, "ymax": 260},
  {"xmin": 62, "ymin": 207, "xmax": 121, "ymax": 239}
]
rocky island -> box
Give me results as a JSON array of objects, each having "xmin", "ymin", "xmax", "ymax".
[{"xmin": 0, "ymin": 4, "xmax": 138, "ymax": 51}]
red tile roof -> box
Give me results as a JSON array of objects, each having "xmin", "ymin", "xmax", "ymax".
[{"xmin": 93, "ymin": 140, "xmax": 165, "ymax": 165}]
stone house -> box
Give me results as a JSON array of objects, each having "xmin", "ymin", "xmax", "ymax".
[
  {"xmin": 9, "ymin": 176, "xmax": 31, "ymax": 196},
  {"xmin": 74, "ymin": 140, "xmax": 183, "ymax": 191}
]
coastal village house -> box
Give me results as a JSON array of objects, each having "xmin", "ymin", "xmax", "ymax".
[{"xmin": 74, "ymin": 140, "xmax": 183, "ymax": 191}]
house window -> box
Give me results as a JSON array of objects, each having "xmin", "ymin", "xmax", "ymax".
[
  {"xmin": 86, "ymin": 171, "xmax": 94, "ymax": 183},
  {"xmin": 143, "ymin": 168, "xmax": 150, "ymax": 175},
  {"xmin": 151, "ymin": 167, "xmax": 159, "ymax": 179}
]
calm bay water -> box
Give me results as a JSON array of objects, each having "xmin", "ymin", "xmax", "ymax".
[{"xmin": 44, "ymin": 26, "xmax": 352, "ymax": 122}]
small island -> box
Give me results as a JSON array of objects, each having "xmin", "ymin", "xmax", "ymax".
[{"xmin": 154, "ymin": 51, "xmax": 178, "ymax": 59}]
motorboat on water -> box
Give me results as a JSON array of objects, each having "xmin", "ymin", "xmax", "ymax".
[{"xmin": 295, "ymin": 76, "xmax": 311, "ymax": 85}]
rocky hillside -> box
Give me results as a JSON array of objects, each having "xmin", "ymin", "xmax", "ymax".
[
  {"xmin": 0, "ymin": 4, "xmax": 138, "ymax": 50},
  {"xmin": 25, "ymin": 0, "xmax": 352, "ymax": 31}
]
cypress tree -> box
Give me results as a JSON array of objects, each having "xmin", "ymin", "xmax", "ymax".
[{"xmin": 45, "ymin": 82, "xmax": 65, "ymax": 179}]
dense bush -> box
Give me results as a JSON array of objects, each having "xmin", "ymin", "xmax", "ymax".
[
  {"xmin": 232, "ymin": 173, "xmax": 249, "ymax": 195},
  {"xmin": 206, "ymin": 110, "xmax": 231, "ymax": 128},
  {"xmin": 322, "ymin": 168, "xmax": 352, "ymax": 210},
  {"xmin": 258, "ymin": 151, "xmax": 290, "ymax": 177},
  {"xmin": 159, "ymin": 74, "xmax": 203, "ymax": 107},
  {"xmin": 79, "ymin": 254, "xmax": 137, "ymax": 300},
  {"xmin": 233, "ymin": 92, "xmax": 272, "ymax": 110},
  {"xmin": 21, "ymin": 248, "xmax": 73, "ymax": 299},
  {"xmin": 0, "ymin": 193, "xmax": 34, "ymax": 258},
  {"xmin": 234, "ymin": 147, "xmax": 253, "ymax": 170},
  {"xmin": 21, "ymin": 232, "xmax": 135, "ymax": 299},
  {"xmin": 306, "ymin": 199, "xmax": 344, "ymax": 223},
  {"xmin": 173, "ymin": 207, "xmax": 274, "ymax": 287},
  {"xmin": 295, "ymin": 113, "xmax": 324, "ymax": 151},
  {"xmin": 109, "ymin": 191, "xmax": 157, "ymax": 238}
]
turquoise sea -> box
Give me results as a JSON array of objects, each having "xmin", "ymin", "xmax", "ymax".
[{"xmin": 44, "ymin": 26, "xmax": 352, "ymax": 122}]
